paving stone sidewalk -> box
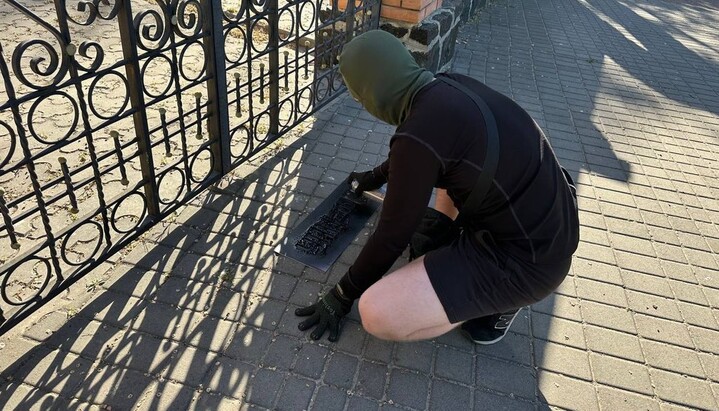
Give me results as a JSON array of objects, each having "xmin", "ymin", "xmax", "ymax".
[{"xmin": 2, "ymin": 0, "xmax": 719, "ymax": 409}]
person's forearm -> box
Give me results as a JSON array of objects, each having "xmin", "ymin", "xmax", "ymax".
[
  {"xmin": 373, "ymin": 159, "xmax": 390, "ymax": 182},
  {"xmin": 339, "ymin": 137, "xmax": 440, "ymax": 300}
]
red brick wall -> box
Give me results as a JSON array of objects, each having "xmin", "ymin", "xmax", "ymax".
[{"xmin": 338, "ymin": 0, "xmax": 442, "ymax": 24}]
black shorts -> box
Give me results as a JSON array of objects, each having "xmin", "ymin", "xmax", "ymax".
[{"xmin": 424, "ymin": 231, "xmax": 571, "ymax": 323}]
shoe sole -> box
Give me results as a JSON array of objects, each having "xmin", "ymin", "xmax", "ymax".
[{"xmin": 460, "ymin": 311, "xmax": 520, "ymax": 345}]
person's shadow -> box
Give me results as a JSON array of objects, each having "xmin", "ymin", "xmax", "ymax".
[{"xmin": 450, "ymin": 0, "xmax": 718, "ymax": 408}]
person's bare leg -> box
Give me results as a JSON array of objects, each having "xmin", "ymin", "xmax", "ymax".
[
  {"xmin": 358, "ymin": 256, "xmax": 459, "ymax": 341},
  {"xmin": 434, "ymin": 188, "xmax": 459, "ymax": 220}
]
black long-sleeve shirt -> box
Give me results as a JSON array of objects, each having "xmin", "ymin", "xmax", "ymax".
[{"xmin": 339, "ymin": 73, "xmax": 580, "ymax": 300}]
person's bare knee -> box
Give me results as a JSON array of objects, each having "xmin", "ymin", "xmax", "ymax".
[
  {"xmin": 358, "ymin": 258, "xmax": 455, "ymax": 341},
  {"xmin": 358, "ymin": 289, "xmax": 403, "ymax": 340}
]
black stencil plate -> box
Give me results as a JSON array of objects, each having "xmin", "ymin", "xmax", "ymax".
[{"xmin": 274, "ymin": 181, "xmax": 382, "ymax": 272}]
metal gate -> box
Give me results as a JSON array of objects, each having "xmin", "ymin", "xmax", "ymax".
[{"xmin": 0, "ymin": 0, "xmax": 379, "ymax": 335}]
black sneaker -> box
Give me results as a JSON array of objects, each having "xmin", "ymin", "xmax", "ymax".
[{"xmin": 460, "ymin": 308, "xmax": 522, "ymax": 345}]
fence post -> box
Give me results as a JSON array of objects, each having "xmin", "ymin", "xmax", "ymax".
[
  {"xmin": 345, "ymin": 0, "xmax": 356, "ymax": 42},
  {"xmin": 268, "ymin": 0, "xmax": 280, "ymax": 136},
  {"xmin": 202, "ymin": 0, "xmax": 232, "ymax": 174},
  {"xmin": 116, "ymin": 2, "xmax": 161, "ymax": 217}
]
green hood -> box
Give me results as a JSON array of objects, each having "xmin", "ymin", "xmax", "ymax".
[{"xmin": 339, "ymin": 30, "xmax": 435, "ymax": 126}]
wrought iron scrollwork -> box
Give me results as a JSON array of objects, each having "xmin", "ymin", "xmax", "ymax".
[
  {"xmin": 11, "ymin": 38, "xmax": 68, "ymax": 90},
  {"xmin": 0, "ymin": 121, "xmax": 16, "ymax": 170},
  {"xmin": 67, "ymin": 0, "xmax": 122, "ymax": 26},
  {"xmin": 174, "ymin": 0, "xmax": 203, "ymax": 38},
  {"xmin": 0, "ymin": 0, "xmax": 380, "ymax": 335},
  {"xmin": 134, "ymin": 7, "xmax": 171, "ymax": 51},
  {"xmin": 74, "ymin": 40, "xmax": 105, "ymax": 73}
]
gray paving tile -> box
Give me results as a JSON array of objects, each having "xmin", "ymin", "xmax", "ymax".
[
  {"xmin": 531, "ymin": 312, "xmax": 586, "ymax": 350},
  {"xmin": 349, "ymin": 396, "xmax": 381, "ymax": 410},
  {"xmin": 226, "ymin": 326, "xmax": 272, "ymax": 366},
  {"xmin": 276, "ymin": 376, "xmax": 315, "ymax": 411},
  {"xmin": 135, "ymin": 380, "xmax": 195, "ymax": 411},
  {"xmin": 476, "ymin": 356, "xmax": 536, "ymax": 400},
  {"xmin": 576, "ymin": 277, "xmax": 628, "ymax": 308},
  {"xmin": 537, "ymin": 371, "xmax": 598, "ymax": 411},
  {"xmin": 103, "ymin": 331, "xmax": 178, "ymax": 376},
  {"xmin": 580, "ymin": 300, "xmax": 638, "ymax": 334},
  {"xmin": 163, "ymin": 345, "xmax": 215, "ymax": 387},
  {"xmin": 572, "ymin": 257, "xmax": 622, "ymax": 285},
  {"xmin": 688, "ymin": 325, "xmax": 719, "ymax": 355},
  {"xmin": 534, "ymin": 340, "xmax": 592, "ymax": 381},
  {"xmin": 642, "ymin": 339, "xmax": 705, "ymax": 379},
  {"xmin": 245, "ymin": 367, "xmax": 284, "ymax": 408},
  {"xmin": 354, "ymin": 360, "xmax": 388, "ymax": 399},
  {"xmin": 621, "ymin": 270, "xmax": 674, "ymax": 299},
  {"xmin": 292, "ymin": 343, "xmax": 330, "ymax": 380},
  {"xmin": 263, "ymin": 334, "xmax": 302, "ymax": 371},
  {"xmin": 475, "ymin": 330, "xmax": 532, "ymax": 366},
  {"xmin": 435, "ymin": 345, "xmax": 474, "ymax": 385},
  {"xmin": 324, "ymin": 352, "xmax": 358, "ymax": 389},
  {"xmin": 129, "ymin": 300, "xmax": 198, "ymax": 342},
  {"xmin": 363, "ymin": 337, "xmax": 394, "ymax": 364},
  {"xmin": 190, "ymin": 393, "xmax": 246, "ymax": 410},
  {"xmin": 635, "ymin": 314, "xmax": 694, "ymax": 349},
  {"xmin": 585, "ymin": 324, "xmax": 644, "ymax": 363},
  {"xmin": 205, "ymin": 359, "xmax": 254, "ymax": 399},
  {"xmin": 597, "ymin": 385, "xmax": 659, "ymax": 411},
  {"xmin": 626, "ymin": 291, "xmax": 683, "ymax": 322},
  {"xmin": 393, "ymin": 341, "xmax": 434, "ymax": 374},
  {"xmin": 386, "ymin": 368, "xmax": 430, "ymax": 409},
  {"xmin": 79, "ymin": 365, "xmax": 154, "ymax": 409},
  {"xmin": 45, "ymin": 318, "xmax": 123, "ymax": 359},
  {"xmin": 590, "ymin": 353, "xmax": 653, "ymax": 396},
  {"xmin": 184, "ymin": 316, "xmax": 236, "ymax": 353},
  {"xmin": 312, "ymin": 385, "xmax": 347, "ymax": 410},
  {"xmin": 699, "ymin": 352, "xmax": 719, "ymax": 382},
  {"xmin": 241, "ymin": 295, "xmax": 286, "ymax": 331},
  {"xmin": 207, "ymin": 287, "xmax": 244, "ymax": 322},
  {"xmin": 12, "ymin": 348, "xmax": 93, "ymax": 397},
  {"xmin": 429, "ymin": 379, "xmax": 471, "ymax": 411},
  {"xmin": 473, "ymin": 389, "xmax": 534, "ymax": 411},
  {"xmin": 531, "ymin": 294, "xmax": 582, "ymax": 322},
  {"xmin": 1, "ymin": 383, "xmax": 76, "ymax": 410},
  {"xmin": 335, "ymin": 321, "xmax": 367, "ymax": 355},
  {"xmin": 650, "ymin": 368, "xmax": 717, "ymax": 411}
]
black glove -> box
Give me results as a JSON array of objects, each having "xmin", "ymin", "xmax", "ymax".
[
  {"xmin": 409, "ymin": 208, "xmax": 460, "ymax": 260},
  {"xmin": 296, "ymin": 285, "xmax": 353, "ymax": 341},
  {"xmin": 348, "ymin": 170, "xmax": 385, "ymax": 195}
]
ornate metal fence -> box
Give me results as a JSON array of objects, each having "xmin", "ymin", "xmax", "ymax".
[{"xmin": 0, "ymin": 0, "xmax": 379, "ymax": 335}]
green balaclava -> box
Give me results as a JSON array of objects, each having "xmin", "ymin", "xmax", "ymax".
[{"xmin": 339, "ymin": 30, "xmax": 435, "ymax": 126}]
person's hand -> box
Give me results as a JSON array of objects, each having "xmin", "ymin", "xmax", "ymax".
[
  {"xmin": 296, "ymin": 286, "xmax": 353, "ymax": 341},
  {"xmin": 349, "ymin": 170, "xmax": 385, "ymax": 194}
]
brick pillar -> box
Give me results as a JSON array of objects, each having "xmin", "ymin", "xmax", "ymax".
[
  {"xmin": 336, "ymin": 0, "xmax": 473, "ymax": 73},
  {"xmin": 380, "ymin": 0, "xmax": 443, "ymax": 24}
]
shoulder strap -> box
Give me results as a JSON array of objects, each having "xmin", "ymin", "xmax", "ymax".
[{"xmin": 438, "ymin": 76, "xmax": 500, "ymax": 227}]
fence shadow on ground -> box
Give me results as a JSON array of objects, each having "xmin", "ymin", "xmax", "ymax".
[
  {"xmin": 0, "ymin": 93, "xmax": 564, "ymax": 410},
  {"xmin": 0, "ymin": 116, "xmax": 348, "ymax": 408}
]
